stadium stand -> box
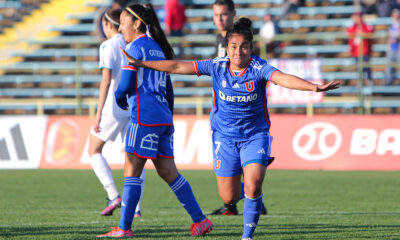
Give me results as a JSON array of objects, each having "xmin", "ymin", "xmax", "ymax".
[{"xmin": 0, "ymin": 0, "xmax": 399, "ymax": 115}]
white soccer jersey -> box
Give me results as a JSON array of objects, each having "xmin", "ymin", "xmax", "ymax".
[{"xmin": 99, "ymin": 34, "xmax": 130, "ymax": 118}]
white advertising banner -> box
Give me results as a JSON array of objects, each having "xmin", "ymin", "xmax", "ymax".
[{"xmin": 0, "ymin": 116, "xmax": 47, "ymax": 169}]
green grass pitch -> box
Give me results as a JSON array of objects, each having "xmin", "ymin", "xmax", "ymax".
[{"xmin": 0, "ymin": 169, "xmax": 399, "ymax": 239}]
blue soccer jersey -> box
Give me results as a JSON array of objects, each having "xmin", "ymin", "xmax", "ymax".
[
  {"xmin": 194, "ymin": 56, "xmax": 279, "ymax": 140},
  {"xmin": 115, "ymin": 34, "xmax": 173, "ymax": 126}
]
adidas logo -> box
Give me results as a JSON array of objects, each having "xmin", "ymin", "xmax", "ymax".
[
  {"xmin": 0, "ymin": 124, "xmax": 28, "ymax": 161},
  {"xmin": 121, "ymin": 201, "xmax": 126, "ymax": 207},
  {"xmin": 232, "ymin": 83, "xmax": 240, "ymax": 88},
  {"xmin": 257, "ymin": 148, "xmax": 266, "ymax": 154}
]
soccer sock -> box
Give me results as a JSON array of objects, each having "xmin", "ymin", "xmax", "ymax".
[
  {"xmin": 169, "ymin": 174, "xmax": 205, "ymax": 223},
  {"xmin": 135, "ymin": 169, "xmax": 146, "ymax": 213},
  {"xmin": 119, "ymin": 177, "xmax": 142, "ymax": 230},
  {"xmin": 242, "ymin": 194, "xmax": 263, "ymax": 239},
  {"xmin": 90, "ymin": 153, "xmax": 119, "ymax": 200}
]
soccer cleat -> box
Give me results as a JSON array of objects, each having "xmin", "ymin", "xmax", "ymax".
[
  {"xmin": 96, "ymin": 226, "xmax": 134, "ymax": 238},
  {"xmin": 261, "ymin": 202, "xmax": 268, "ymax": 215},
  {"xmin": 190, "ymin": 218, "xmax": 213, "ymax": 236},
  {"xmin": 209, "ymin": 204, "xmax": 238, "ymax": 215},
  {"xmin": 101, "ymin": 196, "xmax": 122, "ymax": 216},
  {"xmin": 241, "ymin": 238, "xmax": 253, "ymax": 240},
  {"xmin": 134, "ymin": 211, "xmax": 141, "ymax": 218}
]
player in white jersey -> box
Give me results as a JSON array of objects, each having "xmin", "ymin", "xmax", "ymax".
[
  {"xmin": 88, "ymin": 8, "xmax": 145, "ymax": 217},
  {"xmin": 120, "ymin": 17, "xmax": 340, "ymax": 240}
]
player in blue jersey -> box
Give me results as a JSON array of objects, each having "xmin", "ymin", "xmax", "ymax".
[
  {"xmin": 121, "ymin": 17, "xmax": 340, "ymax": 240},
  {"xmin": 88, "ymin": 8, "xmax": 145, "ymax": 217},
  {"xmin": 96, "ymin": 3, "xmax": 213, "ymax": 238}
]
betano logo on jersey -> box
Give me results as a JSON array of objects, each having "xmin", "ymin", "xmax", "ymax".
[{"xmin": 218, "ymin": 90, "xmax": 258, "ymax": 103}]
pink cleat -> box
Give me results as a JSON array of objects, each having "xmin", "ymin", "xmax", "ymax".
[
  {"xmin": 190, "ymin": 218, "xmax": 213, "ymax": 236},
  {"xmin": 96, "ymin": 226, "xmax": 134, "ymax": 238},
  {"xmin": 101, "ymin": 196, "xmax": 122, "ymax": 216},
  {"xmin": 134, "ymin": 211, "xmax": 142, "ymax": 218}
]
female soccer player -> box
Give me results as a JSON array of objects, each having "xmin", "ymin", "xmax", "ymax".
[
  {"xmin": 88, "ymin": 8, "xmax": 145, "ymax": 217},
  {"xmin": 120, "ymin": 17, "xmax": 340, "ymax": 240},
  {"xmin": 96, "ymin": 4, "xmax": 213, "ymax": 238}
]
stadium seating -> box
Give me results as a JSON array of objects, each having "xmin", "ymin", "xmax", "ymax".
[{"xmin": 0, "ymin": 0, "xmax": 399, "ymax": 115}]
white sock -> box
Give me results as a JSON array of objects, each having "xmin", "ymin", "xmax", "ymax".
[
  {"xmin": 90, "ymin": 153, "xmax": 119, "ymax": 200},
  {"xmin": 135, "ymin": 169, "xmax": 146, "ymax": 213}
]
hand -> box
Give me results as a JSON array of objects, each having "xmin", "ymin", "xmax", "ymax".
[
  {"xmin": 92, "ymin": 115, "xmax": 101, "ymax": 133},
  {"xmin": 315, "ymin": 80, "xmax": 341, "ymax": 92},
  {"xmin": 120, "ymin": 47, "xmax": 141, "ymax": 67}
]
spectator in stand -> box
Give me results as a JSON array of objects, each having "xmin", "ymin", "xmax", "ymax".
[
  {"xmin": 259, "ymin": 13, "xmax": 281, "ymax": 58},
  {"xmin": 386, "ymin": 9, "xmax": 400, "ymax": 85},
  {"xmin": 347, "ymin": 12, "xmax": 374, "ymax": 85},
  {"xmin": 164, "ymin": 0, "xmax": 187, "ymax": 57}
]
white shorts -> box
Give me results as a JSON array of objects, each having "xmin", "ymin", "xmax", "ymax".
[{"xmin": 90, "ymin": 115, "xmax": 130, "ymax": 142}]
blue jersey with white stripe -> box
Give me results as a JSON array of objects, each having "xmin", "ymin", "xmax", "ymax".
[
  {"xmin": 194, "ymin": 56, "xmax": 278, "ymax": 140},
  {"xmin": 115, "ymin": 34, "xmax": 173, "ymax": 126}
]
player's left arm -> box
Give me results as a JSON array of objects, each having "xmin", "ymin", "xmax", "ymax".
[{"xmin": 271, "ymin": 70, "xmax": 340, "ymax": 92}]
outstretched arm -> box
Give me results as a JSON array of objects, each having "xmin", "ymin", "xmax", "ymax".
[
  {"xmin": 271, "ymin": 71, "xmax": 340, "ymax": 92},
  {"xmin": 120, "ymin": 47, "xmax": 196, "ymax": 75}
]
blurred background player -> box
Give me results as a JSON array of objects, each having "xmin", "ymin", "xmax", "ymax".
[
  {"xmin": 213, "ymin": 0, "xmax": 236, "ymax": 58},
  {"xmin": 120, "ymin": 17, "xmax": 339, "ymax": 239},
  {"xmin": 211, "ymin": 0, "xmax": 268, "ymax": 216},
  {"xmin": 88, "ymin": 8, "xmax": 145, "ymax": 217},
  {"xmin": 97, "ymin": 4, "xmax": 213, "ymax": 237}
]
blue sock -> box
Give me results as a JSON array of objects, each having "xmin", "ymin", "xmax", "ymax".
[
  {"xmin": 239, "ymin": 182, "xmax": 245, "ymax": 201},
  {"xmin": 169, "ymin": 174, "xmax": 205, "ymax": 223},
  {"xmin": 118, "ymin": 177, "xmax": 142, "ymax": 230},
  {"xmin": 242, "ymin": 194, "xmax": 263, "ymax": 239}
]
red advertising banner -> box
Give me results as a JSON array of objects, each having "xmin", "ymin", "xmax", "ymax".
[
  {"xmin": 39, "ymin": 115, "xmax": 400, "ymax": 171},
  {"xmin": 269, "ymin": 115, "xmax": 400, "ymax": 170}
]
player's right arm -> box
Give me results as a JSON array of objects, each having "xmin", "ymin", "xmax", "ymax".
[
  {"xmin": 120, "ymin": 47, "xmax": 196, "ymax": 75},
  {"xmin": 94, "ymin": 68, "xmax": 112, "ymax": 132}
]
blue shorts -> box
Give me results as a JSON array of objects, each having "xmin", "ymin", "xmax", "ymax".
[
  {"xmin": 212, "ymin": 131, "xmax": 273, "ymax": 177},
  {"xmin": 125, "ymin": 122, "xmax": 174, "ymax": 159}
]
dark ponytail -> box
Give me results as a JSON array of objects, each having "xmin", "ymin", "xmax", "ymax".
[
  {"xmin": 225, "ymin": 17, "xmax": 254, "ymax": 48},
  {"xmin": 104, "ymin": 8, "xmax": 122, "ymax": 29},
  {"xmin": 124, "ymin": 4, "xmax": 175, "ymax": 60}
]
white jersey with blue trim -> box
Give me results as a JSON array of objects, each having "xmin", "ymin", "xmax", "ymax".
[
  {"xmin": 194, "ymin": 56, "xmax": 279, "ymax": 140},
  {"xmin": 119, "ymin": 34, "xmax": 173, "ymax": 126}
]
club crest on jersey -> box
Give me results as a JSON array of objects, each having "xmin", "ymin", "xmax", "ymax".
[
  {"xmin": 222, "ymin": 80, "xmax": 227, "ymax": 88},
  {"xmin": 245, "ymin": 81, "xmax": 255, "ymax": 92}
]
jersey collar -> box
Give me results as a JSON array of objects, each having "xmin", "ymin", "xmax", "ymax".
[{"xmin": 228, "ymin": 57, "xmax": 252, "ymax": 77}]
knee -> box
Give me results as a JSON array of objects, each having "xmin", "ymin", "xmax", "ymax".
[
  {"xmin": 88, "ymin": 146, "xmax": 101, "ymax": 157},
  {"xmin": 244, "ymin": 180, "xmax": 263, "ymax": 199},
  {"xmin": 157, "ymin": 167, "xmax": 178, "ymax": 184}
]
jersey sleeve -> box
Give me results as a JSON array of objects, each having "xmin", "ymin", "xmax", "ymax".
[
  {"xmin": 193, "ymin": 59, "xmax": 213, "ymax": 76},
  {"xmin": 99, "ymin": 42, "xmax": 114, "ymax": 70},
  {"xmin": 260, "ymin": 63, "xmax": 279, "ymax": 83},
  {"xmin": 114, "ymin": 45, "xmax": 142, "ymax": 109}
]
